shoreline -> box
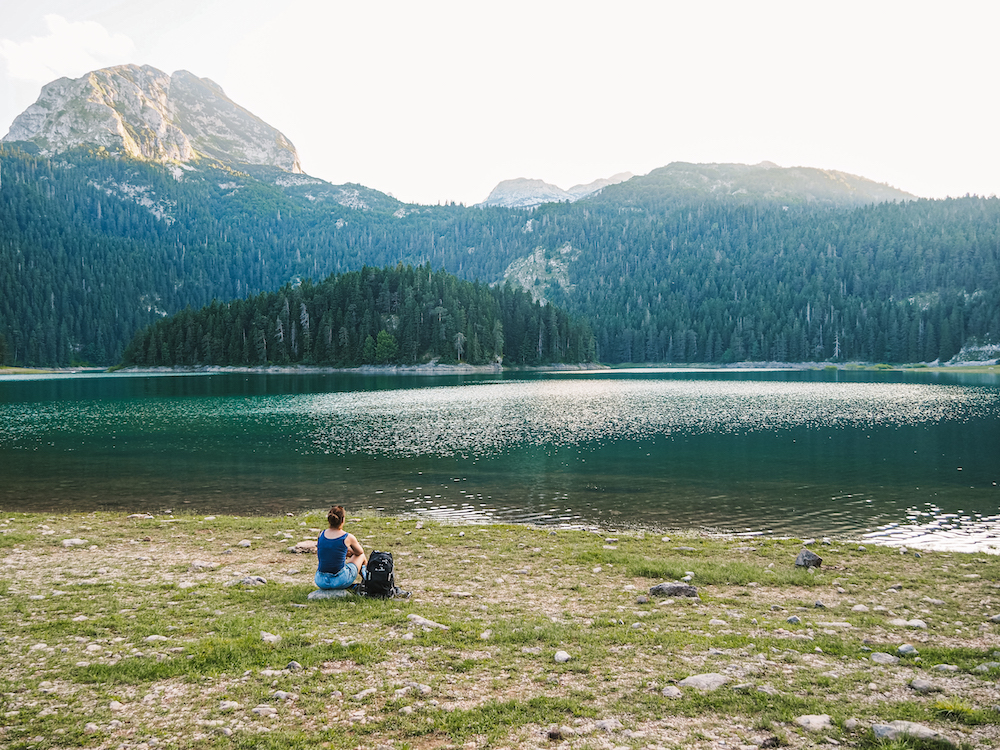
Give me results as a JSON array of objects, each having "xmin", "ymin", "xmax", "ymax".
[
  {"xmin": 2, "ymin": 509, "xmax": 998, "ymax": 749},
  {"xmin": 4, "ymin": 359, "xmax": 999, "ymax": 377}
]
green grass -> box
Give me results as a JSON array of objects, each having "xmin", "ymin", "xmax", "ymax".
[{"xmin": 2, "ymin": 511, "xmax": 999, "ymax": 748}]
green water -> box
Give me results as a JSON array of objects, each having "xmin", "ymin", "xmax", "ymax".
[{"xmin": 1, "ymin": 368, "xmax": 998, "ymax": 550}]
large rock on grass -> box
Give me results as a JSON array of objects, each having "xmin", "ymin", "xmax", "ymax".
[
  {"xmin": 794, "ymin": 549, "xmax": 822, "ymax": 568},
  {"xmin": 871, "ymin": 721, "xmax": 954, "ymax": 746},
  {"xmin": 649, "ymin": 582, "xmax": 699, "ymax": 598}
]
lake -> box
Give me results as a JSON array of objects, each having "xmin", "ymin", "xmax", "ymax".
[{"xmin": 1, "ymin": 368, "xmax": 998, "ymax": 552}]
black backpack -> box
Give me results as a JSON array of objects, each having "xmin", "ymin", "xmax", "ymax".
[{"xmin": 363, "ymin": 550, "xmax": 395, "ymax": 598}]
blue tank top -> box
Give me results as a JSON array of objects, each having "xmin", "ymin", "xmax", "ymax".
[{"xmin": 317, "ymin": 531, "xmax": 348, "ymax": 574}]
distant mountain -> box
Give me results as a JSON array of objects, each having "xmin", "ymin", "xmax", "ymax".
[
  {"xmin": 587, "ymin": 161, "xmax": 917, "ymax": 209},
  {"xmin": 481, "ymin": 172, "xmax": 633, "ymax": 208},
  {"xmin": 3, "ymin": 64, "xmax": 301, "ymax": 173}
]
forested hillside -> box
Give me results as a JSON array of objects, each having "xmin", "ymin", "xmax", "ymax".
[
  {"xmin": 1, "ymin": 145, "xmax": 998, "ymax": 367},
  {"xmin": 121, "ymin": 265, "xmax": 594, "ymax": 367}
]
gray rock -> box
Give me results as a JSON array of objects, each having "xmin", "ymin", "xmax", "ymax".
[
  {"xmin": 635, "ymin": 595, "xmax": 649, "ymax": 604},
  {"xmin": 814, "ymin": 601, "xmax": 826, "ymax": 609},
  {"xmin": 794, "ymin": 549, "xmax": 822, "ymax": 568},
  {"xmin": 931, "ymin": 664, "xmax": 959, "ymax": 673},
  {"xmin": 62, "ymin": 538, "xmax": 88, "ymax": 548},
  {"xmin": 251, "ymin": 705, "xmax": 277, "ymax": 716},
  {"xmin": 237, "ymin": 540, "xmax": 252, "ymax": 548},
  {"xmin": 286, "ymin": 660, "xmax": 302, "ymax": 671},
  {"xmin": 909, "ymin": 679, "xmax": 942, "ymax": 693},
  {"xmin": 973, "ymin": 662, "xmax": 1000, "ymax": 672},
  {"xmin": 870, "ymin": 652, "xmax": 899, "ymax": 665},
  {"xmin": 678, "ymin": 673, "xmax": 729, "ymax": 691},
  {"xmin": 307, "ymin": 589, "xmax": 350, "ymax": 600},
  {"xmin": 871, "ymin": 721, "xmax": 954, "ymax": 746},
  {"xmin": 219, "ymin": 700, "xmax": 240, "ymax": 712},
  {"xmin": 852, "ymin": 604, "xmax": 870, "ymax": 612},
  {"xmin": 897, "ymin": 644, "xmax": 918, "ymax": 656},
  {"xmin": 595, "ymin": 718, "xmax": 623, "ymax": 732},
  {"xmin": 988, "ymin": 614, "xmax": 1000, "ymax": 623},
  {"xmin": 554, "ymin": 650, "xmax": 571, "ymax": 663},
  {"xmin": 786, "ymin": 615, "xmax": 801, "ymax": 625},
  {"xmin": 352, "ymin": 687, "xmax": 377, "ymax": 701},
  {"xmin": 407, "ymin": 614, "xmax": 449, "ymax": 630},
  {"xmin": 844, "ymin": 718, "xmax": 859, "ymax": 731},
  {"xmin": 649, "ymin": 582, "xmax": 699, "ymax": 598},
  {"xmin": 661, "ymin": 686, "xmax": 682, "ymax": 698},
  {"xmin": 888, "ymin": 617, "xmax": 927, "ymax": 628},
  {"xmin": 260, "ymin": 631, "xmax": 281, "ymax": 644},
  {"xmin": 756, "ymin": 684, "xmax": 779, "ymax": 696},
  {"xmin": 794, "ymin": 714, "xmax": 831, "ymax": 732},
  {"xmin": 272, "ymin": 691, "xmax": 293, "ymax": 701}
]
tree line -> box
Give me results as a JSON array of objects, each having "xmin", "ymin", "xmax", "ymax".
[{"xmin": 1, "ymin": 145, "xmax": 998, "ymax": 367}]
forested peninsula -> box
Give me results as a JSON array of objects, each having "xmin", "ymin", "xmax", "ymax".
[{"xmin": 120, "ymin": 265, "xmax": 595, "ymax": 368}]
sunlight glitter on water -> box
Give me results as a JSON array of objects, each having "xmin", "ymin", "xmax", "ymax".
[{"xmin": 304, "ymin": 379, "xmax": 990, "ymax": 458}]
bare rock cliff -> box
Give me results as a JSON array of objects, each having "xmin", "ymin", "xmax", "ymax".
[{"xmin": 3, "ymin": 64, "xmax": 301, "ymax": 173}]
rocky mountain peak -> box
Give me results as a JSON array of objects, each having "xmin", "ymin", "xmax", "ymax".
[
  {"xmin": 2, "ymin": 64, "xmax": 301, "ymax": 173},
  {"xmin": 481, "ymin": 172, "xmax": 634, "ymax": 208}
]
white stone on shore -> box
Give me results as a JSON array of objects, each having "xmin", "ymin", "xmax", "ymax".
[
  {"xmin": 870, "ymin": 652, "xmax": 899, "ymax": 665},
  {"xmin": 307, "ymin": 589, "xmax": 350, "ymax": 600},
  {"xmin": 595, "ymin": 718, "xmax": 623, "ymax": 732},
  {"xmin": 871, "ymin": 721, "xmax": 954, "ymax": 746},
  {"xmin": 678, "ymin": 673, "xmax": 729, "ymax": 691},
  {"xmin": 407, "ymin": 614, "xmax": 449, "ymax": 630},
  {"xmin": 795, "ymin": 714, "xmax": 832, "ymax": 732},
  {"xmin": 931, "ymin": 664, "xmax": 959, "ymax": 672}
]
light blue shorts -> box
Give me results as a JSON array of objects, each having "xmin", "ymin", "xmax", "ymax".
[{"xmin": 315, "ymin": 562, "xmax": 361, "ymax": 590}]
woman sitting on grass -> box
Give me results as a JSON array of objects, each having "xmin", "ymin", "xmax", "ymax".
[{"xmin": 315, "ymin": 505, "xmax": 367, "ymax": 590}]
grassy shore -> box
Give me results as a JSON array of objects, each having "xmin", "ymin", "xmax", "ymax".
[{"xmin": 1, "ymin": 512, "xmax": 999, "ymax": 750}]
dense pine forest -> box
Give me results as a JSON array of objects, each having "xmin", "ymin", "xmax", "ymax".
[
  {"xmin": 120, "ymin": 265, "xmax": 594, "ymax": 367},
  {"xmin": 1, "ymin": 145, "xmax": 998, "ymax": 367}
]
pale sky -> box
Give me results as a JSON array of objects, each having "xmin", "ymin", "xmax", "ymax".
[{"xmin": 1, "ymin": 0, "xmax": 998, "ymax": 206}]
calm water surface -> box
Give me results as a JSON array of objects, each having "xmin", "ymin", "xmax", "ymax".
[{"xmin": 1, "ymin": 368, "xmax": 998, "ymax": 551}]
